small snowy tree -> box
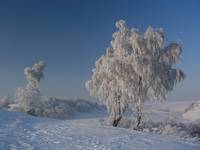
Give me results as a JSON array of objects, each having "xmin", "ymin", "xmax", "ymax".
[
  {"xmin": 86, "ymin": 20, "xmax": 185, "ymax": 127},
  {"xmin": 15, "ymin": 61, "xmax": 45, "ymax": 113}
]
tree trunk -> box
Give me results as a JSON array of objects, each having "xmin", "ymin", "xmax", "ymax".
[
  {"xmin": 112, "ymin": 115, "xmax": 122, "ymax": 127},
  {"xmin": 112, "ymin": 96, "xmax": 122, "ymax": 127},
  {"xmin": 134, "ymin": 98, "xmax": 142, "ymax": 129},
  {"xmin": 134, "ymin": 76, "xmax": 142, "ymax": 129}
]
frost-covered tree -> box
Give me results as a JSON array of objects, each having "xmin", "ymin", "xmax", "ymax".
[
  {"xmin": 86, "ymin": 49, "xmax": 131, "ymax": 126},
  {"xmin": 15, "ymin": 61, "xmax": 46, "ymax": 113},
  {"xmin": 86, "ymin": 20, "xmax": 185, "ymax": 127}
]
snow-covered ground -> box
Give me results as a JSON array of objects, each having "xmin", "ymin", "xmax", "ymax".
[
  {"xmin": 183, "ymin": 102, "xmax": 200, "ymax": 122},
  {"xmin": 0, "ymin": 101, "xmax": 200, "ymax": 150},
  {"xmin": 143, "ymin": 101, "xmax": 193, "ymax": 122}
]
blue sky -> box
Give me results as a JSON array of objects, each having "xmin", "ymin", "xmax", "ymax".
[{"xmin": 0, "ymin": 0, "xmax": 199, "ymax": 101}]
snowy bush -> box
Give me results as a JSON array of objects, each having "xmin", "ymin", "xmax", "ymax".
[
  {"xmin": 12, "ymin": 97, "xmax": 102, "ymax": 119},
  {"xmin": 15, "ymin": 87, "xmax": 43, "ymax": 113},
  {"xmin": 25, "ymin": 97, "xmax": 75, "ymax": 119},
  {"xmin": 86, "ymin": 19, "xmax": 185, "ymax": 127},
  {"xmin": 149, "ymin": 120, "xmax": 200, "ymax": 139}
]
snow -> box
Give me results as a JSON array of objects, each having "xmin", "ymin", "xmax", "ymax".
[
  {"xmin": 144, "ymin": 101, "xmax": 192, "ymax": 122},
  {"xmin": 183, "ymin": 102, "xmax": 200, "ymax": 122},
  {"xmin": 145, "ymin": 100, "xmax": 200, "ymax": 123},
  {"xmin": 1, "ymin": 101, "xmax": 200, "ymax": 150}
]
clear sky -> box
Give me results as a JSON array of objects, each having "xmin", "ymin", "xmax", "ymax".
[{"xmin": 0, "ymin": 0, "xmax": 199, "ymax": 101}]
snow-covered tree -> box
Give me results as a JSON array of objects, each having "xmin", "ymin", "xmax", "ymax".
[
  {"xmin": 15, "ymin": 61, "xmax": 46, "ymax": 113},
  {"xmin": 86, "ymin": 20, "xmax": 185, "ymax": 127}
]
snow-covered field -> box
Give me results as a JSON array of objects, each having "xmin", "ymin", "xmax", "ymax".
[{"xmin": 0, "ymin": 101, "xmax": 200, "ymax": 150}]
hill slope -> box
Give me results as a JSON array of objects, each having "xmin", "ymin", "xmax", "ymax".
[{"xmin": 0, "ymin": 110, "xmax": 200, "ymax": 150}]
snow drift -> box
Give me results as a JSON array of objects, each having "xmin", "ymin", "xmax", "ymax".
[{"xmin": 183, "ymin": 102, "xmax": 200, "ymax": 122}]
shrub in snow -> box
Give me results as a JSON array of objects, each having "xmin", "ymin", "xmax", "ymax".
[
  {"xmin": 17, "ymin": 97, "xmax": 102, "ymax": 119},
  {"xmin": 86, "ymin": 19, "xmax": 185, "ymax": 127},
  {"xmin": 26, "ymin": 97, "xmax": 75, "ymax": 119},
  {"xmin": 15, "ymin": 87, "xmax": 43, "ymax": 113},
  {"xmin": 133, "ymin": 118, "xmax": 200, "ymax": 139}
]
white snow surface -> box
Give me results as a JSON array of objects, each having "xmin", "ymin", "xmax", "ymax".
[
  {"xmin": 182, "ymin": 102, "xmax": 200, "ymax": 122},
  {"xmin": 1, "ymin": 101, "xmax": 200, "ymax": 150}
]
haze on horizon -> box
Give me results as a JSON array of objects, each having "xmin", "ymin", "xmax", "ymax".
[{"xmin": 0, "ymin": 0, "xmax": 199, "ymax": 101}]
